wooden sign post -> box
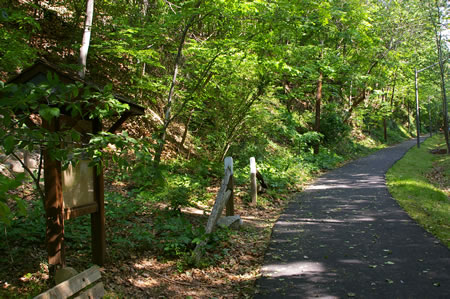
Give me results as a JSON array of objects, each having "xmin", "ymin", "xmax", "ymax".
[
  {"xmin": 8, "ymin": 60, "xmax": 144, "ymax": 270},
  {"xmin": 43, "ymin": 117, "xmax": 105, "ymax": 270},
  {"xmin": 43, "ymin": 119, "xmax": 65, "ymax": 267},
  {"xmin": 250, "ymin": 157, "xmax": 257, "ymax": 205}
]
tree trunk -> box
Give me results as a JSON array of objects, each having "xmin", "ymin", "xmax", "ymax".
[
  {"xmin": 78, "ymin": 0, "xmax": 94, "ymax": 79},
  {"xmin": 407, "ymin": 101, "xmax": 411, "ymax": 133},
  {"xmin": 430, "ymin": 0, "xmax": 449, "ymax": 153},
  {"xmin": 153, "ymin": 21, "xmax": 193, "ymax": 166},
  {"xmin": 382, "ymin": 90, "xmax": 387, "ymax": 142},
  {"xmin": 439, "ymin": 65, "xmax": 449, "ymax": 153},
  {"xmin": 349, "ymin": 80, "xmax": 353, "ymax": 106},
  {"xmin": 153, "ymin": 4, "xmax": 201, "ymax": 166},
  {"xmin": 383, "ymin": 118, "xmax": 387, "ymax": 142},
  {"xmin": 313, "ymin": 71, "xmax": 323, "ymax": 155},
  {"xmin": 390, "ymin": 71, "xmax": 397, "ymax": 109},
  {"xmin": 178, "ymin": 109, "xmax": 194, "ymax": 153},
  {"xmin": 142, "ymin": 0, "xmax": 149, "ymax": 16},
  {"xmin": 437, "ymin": 36, "xmax": 449, "ymax": 153}
]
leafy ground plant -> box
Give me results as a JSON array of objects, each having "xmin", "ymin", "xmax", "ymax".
[{"xmin": 386, "ymin": 134, "xmax": 450, "ymax": 248}]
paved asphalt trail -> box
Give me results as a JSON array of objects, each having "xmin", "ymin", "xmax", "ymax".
[{"xmin": 255, "ymin": 138, "xmax": 450, "ymax": 298}]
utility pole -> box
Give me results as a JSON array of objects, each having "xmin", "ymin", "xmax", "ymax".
[{"xmin": 428, "ymin": 97, "xmax": 432, "ymax": 137}]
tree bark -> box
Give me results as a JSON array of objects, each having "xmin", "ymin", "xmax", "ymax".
[
  {"xmin": 407, "ymin": 101, "xmax": 411, "ymax": 133},
  {"xmin": 382, "ymin": 90, "xmax": 387, "ymax": 142},
  {"xmin": 313, "ymin": 71, "xmax": 323, "ymax": 155},
  {"xmin": 78, "ymin": 0, "xmax": 94, "ymax": 79},
  {"xmin": 430, "ymin": 0, "xmax": 449, "ymax": 153},
  {"xmin": 153, "ymin": 3, "xmax": 201, "ymax": 166},
  {"xmin": 178, "ymin": 109, "xmax": 194, "ymax": 153},
  {"xmin": 390, "ymin": 70, "xmax": 398, "ymax": 109}
]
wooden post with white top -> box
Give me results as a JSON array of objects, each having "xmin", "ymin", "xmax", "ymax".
[{"xmin": 250, "ymin": 157, "xmax": 257, "ymax": 205}]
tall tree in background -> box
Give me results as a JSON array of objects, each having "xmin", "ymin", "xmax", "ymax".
[
  {"xmin": 428, "ymin": 0, "xmax": 449, "ymax": 153},
  {"xmin": 78, "ymin": 0, "xmax": 94, "ymax": 79},
  {"xmin": 153, "ymin": 0, "xmax": 202, "ymax": 166}
]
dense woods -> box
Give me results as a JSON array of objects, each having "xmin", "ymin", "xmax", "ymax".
[{"xmin": 0, "ymin": 0, "xmax": 448, "ymax": 297}]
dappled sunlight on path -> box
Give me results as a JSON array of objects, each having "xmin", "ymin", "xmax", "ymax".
[{"xmin": 255, "ymin": 138, "xmax": 450, "ymax": 298}]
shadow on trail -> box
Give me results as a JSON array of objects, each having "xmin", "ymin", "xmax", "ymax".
[{"xmin": 255, "ymin": 139, "xmax": 450, "ymax": 298}]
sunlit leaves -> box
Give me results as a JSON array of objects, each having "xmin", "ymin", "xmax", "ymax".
[
  {"xmin": 0, "ymin": 7, "xmax": 38, "ymax": 71},
  {"xmin": 39, "ymin": 106, "xmax": 60, "ymax": 122},
  {"xmin": 0, "ymin": 173, "xmax": 26, "ymax": 226}
]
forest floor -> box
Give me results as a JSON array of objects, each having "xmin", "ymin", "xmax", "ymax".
[
  {"xmin": 97, "ymin": 191, "xmax": 292, "ymax": 298},
  {"xmin": 0, "ymin": 178, "xmax": 296, "ymax": 298}
]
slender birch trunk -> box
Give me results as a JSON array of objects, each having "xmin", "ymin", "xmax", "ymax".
[{"xmin": 78, "ymin": 0, "xmax": 94, "ymax": 79}]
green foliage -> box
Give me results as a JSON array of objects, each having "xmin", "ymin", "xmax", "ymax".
[
  {"xmin": 1, "ymin": 75, "xmax": 132, "ymax": 166},
  {"xmin": 152, "ymin": 213, "xmax": 203, "ymax": 258},
  {"xmin": 105, "ymin": 191, "xmax": 230, "ymax": 267},
  {"xmin": 0, "ymin": 199, "xmax": 45, "ymax": 258},
  {"xmin": 0, "ymin": 173, "xmax": 26, "ymax": 226},
  {"xmin": 0, "ymin": 7, "xmax": 38, "ymax": 71},
  {"xmin": 319, "ymin": 103, "xmax": 351, "ymax": 145}
]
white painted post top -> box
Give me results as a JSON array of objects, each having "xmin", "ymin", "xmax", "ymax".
[
  {"xmin": 224, "ymin": 157, "xmax": 233, "ymax": 175},
  {"xmin": 250, "ymin": 157, "xmax": 256, "ymax": 174}
]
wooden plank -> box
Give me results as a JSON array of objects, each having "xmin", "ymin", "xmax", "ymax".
[
  {"xmin": 225, "ymin": 175, "xmax": 234, "ymax": 216},
  {"xmin": 194, "ymin": 186, "xmax": 231, "ymax": 264},
  {"xmin": 74, "ymin": 282, "xmax": 105, "ymax": 299},
  {"xmin": 91, "ymin": 118, "xmax": 106, "ymax": 266},
  {"xmin": 34, "ymin": 266, "xmax": 101, "ymax": 299},
  {"xmin": 193, "ymin": 158, "xmax": 236, "ymax": 263},
  {"xmin": 43, "ymin": 118, "xmax": 65, "ymax": 267},
  {"xmin": 224, "ymin": 157, "xmax": 234, "ymax": 216},
  {"xmin": 224, "ymin": 156, "xmax": 233, "ymax": 175},
  {"xmin": 205, "ymin": 189, "xmax": 232, "ymax": 234},
  {"xmin": 64, "ymin": 203, "xmax": 98, "ymax": 220},
  {"xmin": 107, "ymin": 111, "xmax": 131, "ymax": 133}
]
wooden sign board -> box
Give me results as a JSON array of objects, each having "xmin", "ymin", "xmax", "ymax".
[
  {"xmin": 60, "ymin": 117, "xmax": 97, "ymax": 219},
  {"xmin": 62, "ymin": 160, "xmax": 95, "ymax": 209}
]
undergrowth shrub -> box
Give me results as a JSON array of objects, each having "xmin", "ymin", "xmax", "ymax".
[
  {"xmin": 152, "ymin": 213, "xmax": 203, "ymax": 258},
  {"xmin": 320, "ymin": 103, "xmax": 351, "ymax": 145},
  {"xmin": 0, "ymin": 199, "xmax": 45, "ymax": 252}
]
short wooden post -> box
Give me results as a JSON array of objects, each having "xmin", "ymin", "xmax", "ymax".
[
  {"xmin": 43, "ymin": 119, "xmax": 65, "ymax": 270},
  {"xmin": 224, "ymin": 157, "xmax": 234, "ymax": 216},
  {"xmin": 250, "ymin": 157, "xmax": 257, "ymax": 205}
]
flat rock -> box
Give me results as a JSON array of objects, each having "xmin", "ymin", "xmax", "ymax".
[
  {"xmin": 55, "ymin": 267, "xmax": 78, "ymax": 284},
  {"xmin": 217, "ymin": 215, "xmax": 242, "ymax": 230}
]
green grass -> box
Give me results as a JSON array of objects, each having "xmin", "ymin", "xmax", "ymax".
[{"xmin": 386, "ymin": 135, "xmax": 450, "ymax": 248}]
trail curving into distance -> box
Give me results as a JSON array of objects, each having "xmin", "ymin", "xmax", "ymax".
[{"xmin": 255, "ymin": 138, "xmax": 450, "ymax": 298}]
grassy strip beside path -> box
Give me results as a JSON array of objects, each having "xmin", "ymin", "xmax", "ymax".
[{"xmin": 386, "ymin": 135, "xmax": 450, "ymax": 248}]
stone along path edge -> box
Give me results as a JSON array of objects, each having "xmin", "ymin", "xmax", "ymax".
[{"xmin": 255, "ymin": 138, "xmax": 450, "ymax": 298}]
